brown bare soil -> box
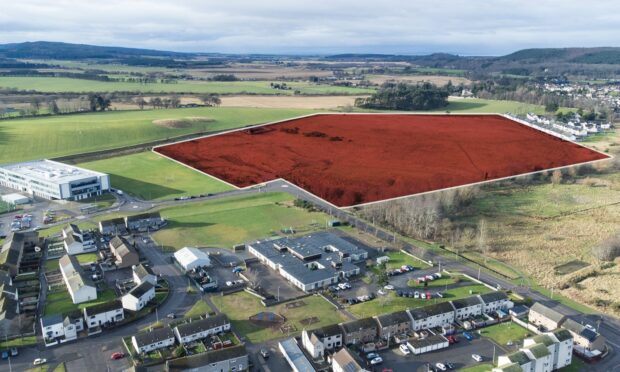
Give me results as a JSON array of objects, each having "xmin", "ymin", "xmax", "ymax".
[{"xmin": 153, "ymin": 116, "xmax": 213, "ymax": 128}]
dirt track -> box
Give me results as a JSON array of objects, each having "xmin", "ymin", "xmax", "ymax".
[{"xmin": 156, "ymin": 114, "xmax": 608, "ymax": 207}]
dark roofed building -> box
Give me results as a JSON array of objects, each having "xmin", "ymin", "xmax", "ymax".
[
  {"xmin": 165, "ymin": 345, "xmax": 248, "ymax": 372},
  {"xmin": 174, "ymin": 314, "xmax": 231, "ymax": 344},
  {"xmin": 340, "ymin": 317, "xmax": 378, "ymax": 344},
  {"xmin": 99, "ymin": 218, "xmax": 126, "ymax": 235},
  {"xmin": 332, "ymin": 347, "xmax": 367, "ymax": 372},
  {"xmin": 479, "ymin": 291, "xmax": 512, "ymax": 313},
  {"xmin": 109, "ymin": 236, "xmax": 139, "ymax": 268},
  {"xmin": 125, "ymin": 212, "xmax": 165, "ymax": 232},
  {"xmin": 451, "ymin": 295, "xmax": 483, "ymax": 320},
  {"xmin": 302, "ymin": 323, "xmax": 344, "ymax": 358},
  {"xmin": 83, "ymin": 299, "xmax": 125, "ymax": 329},
  {"xmin": 132, "ymin": 327, "xmax": 175, "ymax": 354},
  {"xmin": 374, "ymin": 311, "xmax": 412, "ymax": 339},
  {"xmin": 560, "ymin": 318, "xmax": 606, "ymax": 351},
  {"xmin": 122, "ymin": 281, "xmax": 155, "ymax": 311},
  {"xmin": 0, "ymin": 231, "xmax": 39, "ymax": 276},
  {"xmin": 408, "ymin": 302, "xmax": 456, "ymax": 331},
  {"xmin": 529, "ymin": 302, "xmax": 566, "ymax": 331}
]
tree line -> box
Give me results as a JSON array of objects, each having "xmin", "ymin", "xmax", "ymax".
[{"xmin": 355, "ymin": 82, "xmax": 449, "ymax": 110}]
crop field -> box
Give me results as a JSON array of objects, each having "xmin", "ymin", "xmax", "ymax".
[
  {"xmin": 156, "ymin": 114, "xmax": 607, "ymax": 207},
  {"xmin": 0, "ymin": 107, "xmax": 314, "ymax": 163},
  {"xmin": 152, "ymin": 192, "xmax": 329, "ymax": 249},
  {"xmin": 0, "ymin": 76, "xmax": 375, "ymax": 95},
  {"xmin": 78, "ymin": 151, "xmax": 232, "ymax": 200}
]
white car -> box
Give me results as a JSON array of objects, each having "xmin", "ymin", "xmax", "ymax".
[
  {"xmin": 414, "ymin": 291, "xmax": 420, "ymax": 299},
  {"xmin": 377, "ymin": 289, "xmax": 386, "ymax": 296},
  {"xmin": 225, "ymin": 281, "xmax": 233, "ymax": 287},
  {"xmin": 436, "ymin": 362, "xmax": 447, "ymax": 371},
  {"xmin": 370, "ymin": 356, "xmax": 383, "ymax": 365},
  {"xmin": 384, "ymin": 284, "xmax": 394, "ymax": 290},
  {"xmin": 33, "ymin": 358, "xmax": 47, "ymax": 366},
  {"xmin": 399, "ymin": 344, "xmax": 410, "ymax": 355},
  {"xmin": 472, "ymin": 354, "xmax": 483, "ymax": 362}
]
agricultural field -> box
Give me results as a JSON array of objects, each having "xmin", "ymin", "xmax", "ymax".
[
  {"xmin": 0, "ymin": 107, "xmax": 314, "ymax": 163},
  {"xmin": 210, "ymin": 291, "xmax": 347, "ymax": 343},
  {"xmin": 366, "ymin": 74, "xmax": 471, "ymax": 86},
  {"xmin": 348, "ymin": 283, "xmax": 492, "ymax": 318},
  {"xmin": 0, "ymin": 76, "xmax": 375, "ymax": 95},
  {"xmin": 219, "ymin": 95, "xmax": 363, "ymax": 109},
  {"xmin": 442, "ymin": 97, "xmax": 550, "ymax": 115},
  {"xmin": 78, "ymin": 151, "xmax": 232, "ymax": 200},
  {"xmin": 152, "ymin": 192, "xmax": 330, "ymax": 249}
]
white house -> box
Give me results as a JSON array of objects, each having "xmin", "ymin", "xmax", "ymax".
[
  {"xmin": 302, "ymin": 324, "xmax": 343, "ymax": 359},
  {"xmin": 408, "ymin": 302, "xmax": 455, "ymax": 331},
  {"xmin": 479, "ymin": 292, "xmax": 513, "ymax": 314},
  {"xmin": 451, "ymin": 296, "xmax": 483, "ymax": 320},
  {"xmin": 173, "ymin": 314, "xmax": 230, "ymax": 345},
  {"xmin": 121, "ymin": 282, "xmax": 155, "ymax": 311},
  {"xmin": 522, "ymin": 343, "xmax": 553, "ymax": 372},
  {"xmin": 40, "ymin": 313, "xmax": 84, "ymax": 347},
  {"xmin": 523, "ymin": 330, "xmax": 573, "ymax": 370},
  {"xmin": 59, "ymin": 254, "xmax": 97, "ymax": 304},
  {"xmin": 83, "ymin": 300, "xmax": 125, "ymax": 329},
  {"xmin": 62, "ymin": 224, "xmax": 95, "ymax": 255},
  {"xmin": 174, "ymin": 247, "xmax": 211, "ymax": 271},
  {"xmin": 132, "ymin": 264, "xmax": 157, "ymax": 286},
  {"xmin": 132, "ymin": 327, "xmax": 175, "ymax": 354}
]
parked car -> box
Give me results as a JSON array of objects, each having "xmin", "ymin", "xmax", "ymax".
[
  {"xmin": 377, "ymin": 289, "xmax": 386, "ymax": 296},
  {"xmin": 436, "ymin": 363, "xmax": 447, "ymax": 371},
  {"xmin": 447, "ymin": 335, "xmax": 458, "ymax": 344},
  {"xmin": 111, "ymin": 352, "xmax": 125, "ymax": 360},
  {"xmin": 445, "ymin": 362, "xmax": 455, "ymax": 369},
  {"xmin": 9, "ymin": 348, "xmax": 18, "ymax": 357},
  {"xmin": 463, "ymin": 332, "xmax": 474, "ymax": 341},
  {"xmin": 366, "ymin": 352, "xmax": 379, "ymax": 360},
  {"xmin": 399, "ymin": 344, "xmax": 410, "ymax": 355},
  {"xmin": 370, "ymin": 357, "xmax": 383, "ymax": 365},
  {"xmin": 167, "ymin": 313, "xmax": 176, "ymax": 319},
  {"xmin": 260, "ymin": 349, "xmax": 269, "ymax": 359},
  {"xmin": 472, "ymin": 354, "xmax": 483, "ymax": 362},
  {"xmin": 33, "ymin": 358, "xmax": 47, "ymax": 365},
  {"xmin": 414, "ymin": 291, "xmax": 420, "ymax": 299},
  {"xmin": 384, "ymin": 284, "xmax": 394, "ymax": 290},
  {"xmin": 225, "ymin": 281, "xmax": 233, "ymax": 287},
  {"xmin": 1, "ymin": 350, "xmax": 8, "ymax": 360},
  {"xmin": 232, "ymin": 266, "xmax": 244, "ymax": 273}
]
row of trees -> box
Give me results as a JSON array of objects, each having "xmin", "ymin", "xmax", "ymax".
[{"xmin": 355, "ymin": 82, "xmax": 449, "ymax": 110}]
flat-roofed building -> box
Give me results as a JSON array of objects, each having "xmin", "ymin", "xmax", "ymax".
[
  {"xmin": 279, "ymin": 338, "xmax": 316, "ymax": 372},
  {"xmin": 0, "ymin": 159, "xmax": 109, "ymax": 200}
]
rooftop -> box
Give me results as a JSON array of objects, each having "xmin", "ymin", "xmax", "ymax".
[
  {"xmin": 83, "ymin": 299, "xmax": 123, "ymax": 316},
  {"xmin": 126, "ymin": 282, "xmax": 154, "ymax": 299},
  {"xmin": 59, "ymin": 254, "xmax": 95, "ymax": 293},
  {"xmin": 408, "ymin": 334, "xmax": 448, "ymax": 348},
  {"xmin": 279, "ymin": 338, "xmax": 315, "ymax": 372},
  {"xmin": 166, "ymin": 345, "xmax": 247, "ymax": 371},
  {"xmin": 340, "ymin": 317, "xmax": 377, "ymax": 333},
  {"xmin": 479, "ymin": 291, "xmax": 509, "ymax": 304},
  {"xmin": 524, "ymin": 343, "xmax": 551, "ymax": 358},
  {"xmin": 451, "ymin": 295, "xmax": 483, "ymax": 309},
  {"xmin": 175, "ymin": 314, "xmax": 229, "ymax": 337},
  {"xmin": 375, "ymin": 310, "xmax": 412, "ymax": 327},
  {"xmin": 125, "ymin": 212, "xmax": 161, "ymax": 222},
  {"xmin": 408, "ymin": 302, "xmax": 455, "ymax": 320},
  {"xmin": 332, "ymin": 347, "xmax": 363, "ymax": 372},
  {"xmin": 551, "ymin": 328, "xmax": 573, "ymax": 342},
  {"xmin": 133, "ymin": 327, "xmax": 174, "ymax": 347},
  {"xmin": 133, "ymin": 263, "xmax": 155, "ymax": 279},
  {"xmin": 530, "ymin": 302, "xmax": 566, "ymax": 323},
  {"xmin": 561, "ymin": 318, "xmax": 598, "ymax": 341},
  {"xmin": 0, "ymin": 159, "xmax": 106, "ymax": 184},
  {"xmin": 506, "ymin": 351, "xmax": 532, "ymax": 365}
]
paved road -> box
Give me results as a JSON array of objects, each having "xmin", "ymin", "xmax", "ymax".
[{"xmin": 9, "ymin": 179, "xmax": 620, "ymax": 371}]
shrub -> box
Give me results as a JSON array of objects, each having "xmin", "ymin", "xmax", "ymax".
[{"xmin": 592, "ymin": 235, "xmax": 620, "ymax": 261}]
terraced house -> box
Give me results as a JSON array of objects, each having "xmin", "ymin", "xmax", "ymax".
[
  {"xmin": 59, "ymin": 254, "xmax": 97, "ymax": 304},
  {"xmin": 374, "ymin": 310, "xmax": 412, "ymax": 339},
  {"xmin": 301, "ymin": 324, "xmax": 343, "ymax": 359},
  {"xmin": 408, "ymin": 302, "xmax": 456, "ymax": 331},
  {"xmin": 173, "ymin": 314, "xmax": 231, "ymax": 345}
]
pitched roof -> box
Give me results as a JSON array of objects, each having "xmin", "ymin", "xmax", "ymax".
[
  {"xmin": 133, "ymin": 327, "xmax": 174, "ymax": 347},
  {"xmin": 133, "ymin": 264, "xmax": 155, "ymax": 279},
  {"xmin": 408, "ymin": 302, "xmax": 455, "ymax": 320},
  {"xmin": 531, "ymin": 334, "xmax": 555, "ymax": 347},
  {"xmin": 505, "ymin": 350, "xmax": 532, "ymax": 365},
  {"xmin": 495, "ymin": 362, "xmax": 523, "ymax": 372},
  {"xmin": 340, "ymin": 317, "xmax": 377, "ymax": 333},
  {"xmin": 109, "ymin": 236, "xmax": 137, "ymax": 257},
  {"xmin": 332, "ymin": 347, "xmax": 364, "ymax": 372},
  {"xmin": 41, "ymin": 314, "xmax": 63, "ymax": 327},
  {"xmin": 561, "ymin": 318, "xmax": 598, "ymax": 341},
  {"xmin": 175, "ymin": 314, "xmax": 229, "ymax": 337},
  {"xmin": 166, "ymin": 345, "xmax": 247, "ymax": 371},
  {"xmin": 126, "ymin": 212, "xmax": 161, "ymax": 222},
  {"xmin": 0, "ymin": 231, "xmax": 38, "ymax": 271},
  {"xmin": 450, "ymin": 295, "xmax": 483, "ymax": 309},
  {"xmin": 99, "ymin": 218, "xmax": 125, "ymax": 227},
  {"xmin": 309, "ymin": 324, "xmax": 342, "ymax": 339},
  {"xmin": 479, "ymin": 291, "xmax": 509, "ymax": 304},
  {"xmin": 374, "ymin": 311, "xmax": 411, "ymax": 328},
  {"xmin": 126, "ymin": 282, "xmax": 154, "ymax": 299},
  {"xmin": 83, "ymin": 299, "xmax": 123, "ymax": 316},
  {"xmin": 59, "ymin": 254, "xmax": 95, "ymax": 293},
  {"xmin": 530, "ymin": 302, "xmax": 565, "ymax": 323}
]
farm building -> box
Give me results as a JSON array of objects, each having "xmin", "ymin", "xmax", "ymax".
[
  {"xmin": 174, "ymin": 247, "xmax": 211, "ymax": 271},
  {"xmin": 59, "ymin": 254, "xmax": 97, "ymax": 304},
  {"xmin": 109, "ymin": 236, "xmax": 139, "ymax": 269},
  {"xmin": 0, "ymin": 159, "xmax": 110, "ymax": 200}
]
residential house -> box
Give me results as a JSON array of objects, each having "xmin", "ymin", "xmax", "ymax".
[
  {"xmin": 479, "ymin": 291, "xmax": 513, "ymax": 314},
  {"xmin": 40, "ymin": 312, "xmax": 84, "ymax": 346},
  {"xmin": 109, "ymin": 236, "xmax": 139, "ymax": 268},
  {"xmin": 133, "ymin": 264, "xmax": 157, "ymax": 286},
  {"xmin": 331, "ymin": 347, "xmax": 368, "ymax": 372},
  {"xmin": 59, "ymin": 254, "xmax": 97, "ymax": 304},
  {"xmin": 165, "ymin": 345, "xmax": 249, "ymax": 372},
  {"xmin": 62, "ymin": 224, "xmax": 95, "ymax": 255},
  {"xmin": 340, "ymin": 317, "xmax": 378, "ymax": 345},
  {"xmin": 451, "ymin": 295, "xmax": 483, "ymax": 320},
  {"xmin": 83, "ymin": 300, "xmax": 125, "ymax": 329},
  {"xmin": 174, "ymin": 314, "xmax": 231, "ymax": 345},
  {"xmin": 125, "ymin": 212, "xmax": 165, "ymax": 232},
  {"xmin": 301, "ymin": 324, "xmax": 343, "ymax": 359},
  {"xmin": 560, "ymin": 318, "xmax": 606, "ymax": 352},
  {"xmin": 408, "ymin": 302, "xmax": 456, "ymax": 331},
  {"xmin": 98, "ymin": 218, "xmax": 126, "ymax": 235},
  {"xmin": 0, "ymin": 231, "xmax": 39, "ymax": 276},
  {"xmin": 522, "ymin": 343, "xmax": 553, "ymax": 372},
  {"xmin": 529, "ymin": 303, "xmax": 566, "ymax": 332},
  {"xmin": 523, "ymin": 330, "xmax": 573, "ymax": 370},
  {"xmin": 122, "ymin": 282, "xmax": 155, "ymax": 311},
  {"xmin": 132, "ymin": 327, "xmax": 176, "ymax": 354},
  {"xmin": 496, "ymin": 351, "xmax": 535, "ymax": 372},
  {"xmin": 374, "ymin": 311, "xmax": 412, "ymax": 340}
]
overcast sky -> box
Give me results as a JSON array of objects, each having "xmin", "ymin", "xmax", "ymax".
[{"xmin": 1, "ymin": 0, "xmax": 620, "ymax": 55}]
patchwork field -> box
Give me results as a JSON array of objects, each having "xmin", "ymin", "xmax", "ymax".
[
  {"xmin": 0, "ymin": 107, "xmax": 314, "ymax": 163},
  {"xmin": 156, "ymin": 114, "xmax": 607, "ymax": 207},
  {"xmin": 152, "ymin": 192, "xmax": 329, "ymax": 249},
  {"xmin": 78, "ymin": 151, "xmax": 232, "ymax": 200}
]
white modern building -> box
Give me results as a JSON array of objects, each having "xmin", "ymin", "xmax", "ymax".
[
  {"xmin": 0, "ymin": 159, "xmax": 110, "ymax": 201},
  {"xmin": 122, "ymin": 282, "xmax": 155, "ymax": 311},
  {"xmin": 59, "ymin": 254, "xmax": 97, "ymax": 304},
  {"xmin": 174, "ymin": 247, "xmax": 211, "ymax": 271}
]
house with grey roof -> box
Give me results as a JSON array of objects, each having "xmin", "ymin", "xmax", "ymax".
[
  {"xmin": 133, "ymin": 263, "xmax": 157, "ymax": 286},
  {"xmin": 451, "ymin": 295, "xmax": 483, "ymax": 320},
  {"xmin": 173, "ymin": 314, "xmax": 231, "ymax": 344},
  {"xmin": 59, "ymin": 254, "xmax": 97, "ymax": 304},
  {"xmin": 524, "ymin": 331, "xmax": 573, "ymax": 370},
  {"xmin": 121, "ymin": 281, "xmax": 155, "ymax": 311},
  {"xmin": 301, "ymin": 324, "xmax": 343, "ymax": 359},
  {"xmin": 165, "ymin": 344, "xmax": 249, "ymax": 372},
  {"xmin": 83, "ymin": 299, "xmax": 124, "ymax": 329},
  {"xmin": 109, "ymin": 236, "xmax": 139, "ymax": 268},
  {"xmin": 125, "ymin": 212, "xmax": 165, "ymax": 232},
  {"xmin": 408, "ymin": 301, "xmax": 456, "ymax": 331},
  {"xmin": 560, "ymin": 318, "xmax": 606, "ymax": 352},
  {"xmin": 374, "ymin": 310, "xmax": 412, "ymax": 339},
  {"xmin": 99, "ymin": 217, "xmax": 126, "ymax": 235},
  {"xmin": 529, "ymin": 302, "xmax": 566, "ymax": 331},
  {"xmin": 62, "ymin": 224, "xmax": 95, "ymax": 255},
  {"xmin": 40, "ymin": 312, "xmax": 83, "ymax": 346},
  {"xmin": 479, "ymin": 291, "xmax": 513, "ymax": 314},
  {"xmin": 132, "ymin": 327, "xmax": 175, "ymax": 354},
  {"xmin": 340, "ymin": 317, "xmax": 378, "ymax": 345},
  {"xmin": 0, "ymin": 231, "xmax": 39, "ymax": 276}
]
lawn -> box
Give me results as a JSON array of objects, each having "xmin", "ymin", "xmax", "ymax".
[
  {"xmin": 478, "ymin": 322, "xmax": 533, "ymax": 346},
  {"xmin": 383, "ymin": 250, "xmax": 423, "ymax": 270},
  {"xmin": 0, "ymin": 335, "xmax": 37, "ymax": 349},
  {"xmin": 0, "ymin": 107, "xmax": 315, "ymax": 163},
  {"xmin": 184, "ymin": 299, "xmax": 213, "ymax": 318},
  {"xmin": 45, "ymin": 288, "xmax": 117, "ymax": 316},
  {"xmin": 78, "ymin": 151, "xmax": 232, "ymax": 200},
  {"xmin": 210, "ymin": 291, "xmax": 347, "ymax": 343},
  {"xmin": 407, "ymin": 273, "xmax": 465, "ymax": 289},
  {"xmin": 74, "ymin": 253, "xmax": 99, "ymax": 264},
  {"xmin": 152, "ymin": 192, "xmax": 329, "ymax": 249},
  {"xmin": 441, "ymin": 97, "xmax": 549, "ymax": 115},
  {"xmin": 349, "ymin": 284, "xmax": 493, "ymax": 318},
  {"xmin": 77, "ymin": 193, "xmax": 116, "ymax": 209},
  {"xmin": 0, "ymin": 76, "xmax": 374, "ymax": 95},
  {"xmin": 458, "ymin": 364, "xmax": 493, "ymax": 372},
  {"xmin": 45, "ymin": 259, "xmax": 60, "ymax": 272}
]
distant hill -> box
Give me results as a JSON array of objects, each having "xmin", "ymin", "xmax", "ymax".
[
  {"xmin": 0, "ymin": 41, "xmax": 192, "ymax": 60},
  {"xmin": 500, "ymin": 47, "xmax": 620, "ymax": 64}
]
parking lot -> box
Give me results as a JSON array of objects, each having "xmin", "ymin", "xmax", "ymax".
[{"xmin": 246, "ymin": 261, "xmax": 305, "ymax": 301}]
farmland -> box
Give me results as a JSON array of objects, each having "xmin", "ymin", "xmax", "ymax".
[
  {"xmin": 152, "ymin": 192, "xmax": 330, "ymax": 249},
  {"xmin": 156, "ymin": 114, "xmax": 607, "ymax": 207},
  {"xmin": 0, "ymin": 107, "xmax": 314, "ymax": 163},
  {"xmin": 78, "ymin": 151, "xmax": 232, "ymax": 200}
]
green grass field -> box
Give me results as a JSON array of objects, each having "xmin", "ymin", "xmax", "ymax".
[
  {"xmin": 152, "ymin": 192, "xmax": 329, "ymax": 249},
  {"xmin": 442, "ymin": 97, "xmax": 548, "ymax": 115},
  {"xmin": 479, "ymin": 322, "xmax": 532, "ymax": 346},
  {"xmin": 0, "ymin": 107, "xmax": 314, "ymax": 163},
  {"xmin": 210, "ymin": 291, "xmax": 346, "ymax": 343},
  {"xmin": 383, "ymin": 250, "xmax": 425, "ymax": 270},
  {"xmin": 458, "ymin": 364, "xmax": 493, "ymax": 372},
  {"xmin": 184, "ymin": 299, "xmax": 213, "ymax": 318},
  {"xmin": 78, "ymin": 151, "xmax": 232, "ymax": 200},
  {"xmin": 349, "ymin": 284, "xmax": 492, "ymax": 318},
  {"xmin": 44, "ymin": 288, "xmax": 116, "ymax": 316},
  {"xmin": 0, "ymin": 76, "xmax": 374, "ymax": 95}
]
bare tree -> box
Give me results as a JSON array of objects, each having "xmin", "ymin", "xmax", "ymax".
[
  {"xmin": 135, "ymin": 97, "xmax": 147, "ymax": 110},
  {"xmin": 243, "ymin": 268, "xmax": 262, "ymax": 289},
  {"xmin": 477, "ymin": 219, "xmax": 489, "ymax": 262}
]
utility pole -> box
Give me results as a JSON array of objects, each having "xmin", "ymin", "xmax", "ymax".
[{"xmin": 477, "ymin": 266, "xmax": 481, "ymax": 281}]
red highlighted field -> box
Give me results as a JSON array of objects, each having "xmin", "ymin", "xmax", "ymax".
[{"xmin": 155, "ymin": 114, "xmax": 608, "ymax": 207}]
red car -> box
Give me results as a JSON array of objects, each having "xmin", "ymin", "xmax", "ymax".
[{"xmin": 110, "ymin": 352, "xmax": 125, "ymax": 360}]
